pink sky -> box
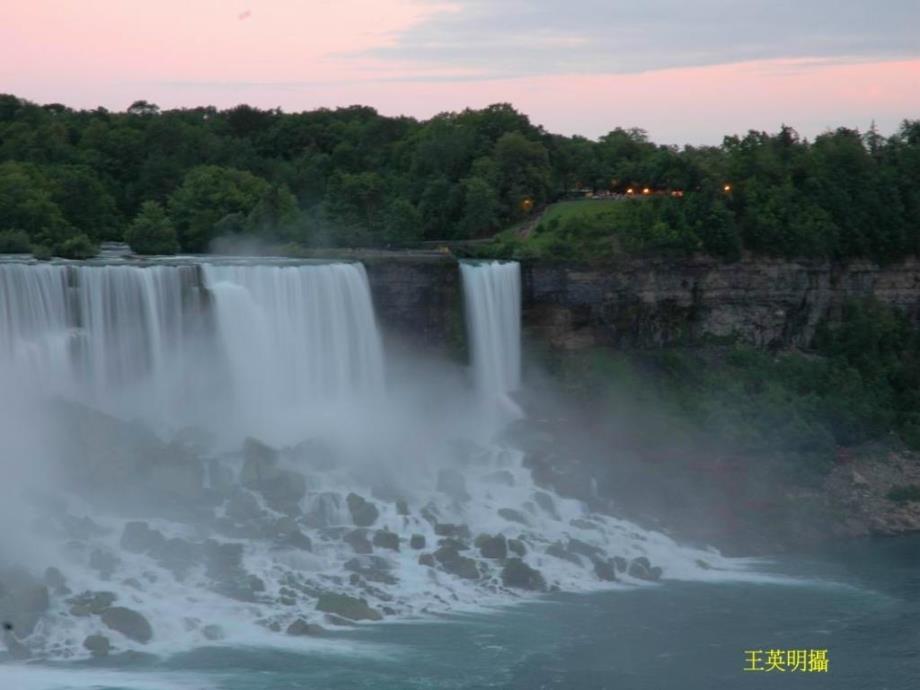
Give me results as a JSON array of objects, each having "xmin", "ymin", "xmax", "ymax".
[{"xmin": 2, "ymin": 1, "xmax": 918, "ymax": 144}]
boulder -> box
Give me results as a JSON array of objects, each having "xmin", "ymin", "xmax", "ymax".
[
  {"xmin": 409, "ymin": 534, "xmax": 426, "ymax": 550},
  {"xmin": 501, "ymin": 558, "xmax": 546, "ymax": 591},
  {"xmin": 546, "ymin": 542, "xmax": 582, "ymax": 566},
  {"xmin": 475, "ymin": 534, "xmax": 507, "ymax": 560},
  {"xmin": 566, "ymin": 538, "xmax": 603, "ymax": 560},
  {"xmin": 483, "ymin": 470, "xmax": 515, "ymax": 487},
  {"xmin": 152, "ymin": 538, "xmax": 201, "ymax": 577},
  {"xmin": 202, "ymin": 624, "xmax": 224, "ymax": 641},
  {"xmin": 286, "ymin": 619, "xmax": 324, "ymax": 636},
  {"xmin": 207, "ymin": 459, "xmax": 235, "ymax": 493},
  {"xmin": 433, "ymin": 523, "xmax": 471, "ymax": 540},
  {"xmin": 372, "ymin": 529, "xmax": 399, "ymax": 551},
  {"xmin": 120, "ymin": 521, "xmax": 166, "ymax": 554},
  {"xmin": 418, "ymin": 553, "xmax": 435, "ymax": 567},
  {"xmin": 304, "ymin": 492, "xmax": 344, "ymax": 528},
  {"xmin": 344, "ymin": 529, "xmax": 373, "ymax": 554},
  {"xmin": 89, "ymin": 549, "xmax": 119, "ymax": 577},
  {"xmin": 497, "ymin": 508, "xmax": 528, "ymax": 525},
  {"xmin": 627, "ymin": 556, "xmax": 661, "ymax": 581},
  {"xmin": 83, "ymin": 634, "xmax": 111, "ymax": 657},
  {"xmin": 0, "ymin": 571, "xmax": 49, "ymax": 638},
  {"xmin": 315, "ymin": 593, "xmax": 382, "ymax": 622},
  {"xmin": 508, "ymin": 538, "xmax": 527, "ymax": 557},
  {"xmin": 225, "ymin": 490, "xmax": 263, "ymax": 523},
  {"xmin": 287, "ymin": 438, "xmax": 338, "ymax": 472},
  {"xmin": 436, "ymin": 468, "xmax": 470, "ymax": 502},
  {"xmin": 396, "ymin": 499, "xmax": 410, "ymax": 516},
  {"xmin": 346, "ymin": 493, "xmax": 379, "ymax": 527},
  {"xmin": 100, "ymin": 607, "xmax": 153, "ymax": 644},
  {"xmin": 204, "ymin": 541, "xmax": 244, "ymax": 579},
  {"xmin": 593, "ymin": 558, "xmax": 618, "ymax": 582},
  {"xmin": 43, "ymin": 567, "xmax": 68, "ymax": 594},
  {"xmin": 344, "ymin": 556, "xmax": 397, "ymax": 585},
  {"xmin": 533, "ymin": 492, "xmax": 559, "ymax": 519},
  {"xmin": 272, "ymin": 517, "xmax": 312, "ymax": 551},
  {"xmin": 68, "ymin": 591, "xmax": 117, "ymax": 617},
  {"xmin": 433, "ymin": 545, "xmax": 480, "ymax": 580},
  {"xmin": 2, "ymin": 624, "xmax": 30, "ymax": 660},
  {"xmin": 613, "ymin": 556, "xmax": 628, "ymax": 573}
]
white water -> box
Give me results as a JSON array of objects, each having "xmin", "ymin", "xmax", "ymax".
[
  {"xmin": 460, "ymin": 261, "xmax": 522, "ymax": 421},
  {"xmin": 0, "ymin": 257, "xmax": 765, "ymax": 668}
]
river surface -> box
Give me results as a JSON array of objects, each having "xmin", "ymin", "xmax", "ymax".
[{"xmin": 4, "ymin": 535, "xmax": 917, "ymax": 690}]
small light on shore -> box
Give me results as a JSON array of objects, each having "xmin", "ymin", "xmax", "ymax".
[{"xmin": 723, "ymin": 183, "xmax": 732, "ymax": 193}]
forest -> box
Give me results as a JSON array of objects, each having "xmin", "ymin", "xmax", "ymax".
[{"xmin": 0, "ymin": 93, "xmax": 919, "ymax": 261}]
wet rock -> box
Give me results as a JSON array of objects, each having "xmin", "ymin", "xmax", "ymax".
[
  {"xmin": 372, "ymin": 529, "xmax": 399, "ymax": 551},
  {"xmin": 344, "ymin": 529, "xmax": 373, "ymax": 554},
  {"xmin": 202, "ymin": 624, "xmax": 224, "ymax": 641},
  {"xmin": 225, "ymin": 490, "xmax": 263, "ymax": 523},
  {"xmin": 89, "ymin": 549, "xmax": 119, "ymax": 578},
  {"xmin": 627, "ymin": 556, "xmax": 661, "ymax": 581},
  {"xmin": 418, "ymin": 553, "xmax": 435, "ymax": 567},
  {"xmin": 152, "ymin": 538, "xmax": 201, "ymax": 577},
  {"xmin": 287, "ymin": 438, "xmax": 338, "ymax": 472},
  {"xmin": 204, "ymin": 541, "xmax": 244, "ymax": 579},
  {"xmin": 272, "ymin": 517, "xmax": 312, "ymax": 551},
  {"xmin": 286, "ymin": 619, "xmax": 324, "ymax": 636},
  {"xmin": 570, "ymin": 518, "xmax": 601, "ymax": 531},
  {"xmin": 147, "ymin": 451, "xmax": 205, "ymax": 503},
  {"xmin": 501, "ymin": 558, "xmax": 546, "ymax": 591},
  {"xmin": 483, "ymin": 470, "xmax": 515, "ymax": 486},
  {"xmin": 566, "ymin": 538, "xmax": 603, "ymax": 560},
  {"xmin": 207, "ymin": 459, "xmax": 235, "ymax": 493},
  {"xmin": 120, "ymin": 521, "xmax": 166, "ymax": 554},
  {"xmin": 346, "ymin": 493, "xmax": 379, "ymax": 527},
  {"xmin": 3, "ymin": 624, "xmax": 30, "ymax": 660},
  {"xmin": 436, "ymin": 468, "xmax": 470, "ymax": 502},
  {"xmin": 315, "ymin": 593, "xmax": 382, "ymax": 622},
  {"xmin": 475, "ymin": 534, "xmax": 507, "ymax": 560},
  {"xmin": 433, "ymin": 523, "xmax": 471, "ymax": 540},
  {"xmin": 613, "ymin": 556, "xmax": 628, "ymax": 573},
  {"xmin": 240, "ymin": 439, "xmax": 306, "ymax": 512},
  {"xmin": 344, "ymin": 556, "xmax": 397, "ymax": 585},
  {"xmin": 396, "ymin": 498, "xmax": 410, "ymax": 516},
  {"xmin": 0, "ymin": 570, "xmax": 49, "ymax": 635},
  {"xmin": 43, "ymin": 567, "xmax": 68, "ymax": 594},
  {"xmin": 508, "ymin": 538, "xmax": 527, "ymax": 557},
  {"xmin": 409, "ymin": 534, "xmax": 426, "ymax": 550},
  {"xmin": 593, "ymin": 558, "xmax": 618, "ymax": 582},
  {"xmin": 261, "ymin": 470, "xmax": 307, "ymax": 514},
  {"xmin": 304, "ymin": 492, "xmax": 343, "ymax": 528},
  {"xmin": 498, "ymin": 508, "xmax": 529, "ymax": 525},
  {"xmin": 433, "ymin": 545, "xmax": 480, "ymax": 580},
  {"xmin": 68, "ymin": 591, "xmax": 117, "ymax": 617},
  {"xmin": 420, "ymin": 503, "xmax": 439, "ymax": 526},
  {"xmin": 546, "ymin": 542, "xmax": 582, "ymax": 566},
  {"xmin": 83, "ymin": 633, "xmax": 111, "ymax": 657},
  {"xmin": 533, "ymin": 492, "xmax": 560, "ymax": 519},
  {"xmin": 64, "ymin": 514, "xmax": 107, "ymax": 540},
  {"xmin": 100, "ymin": 607, "xmax": 153, "ymax": 644}
]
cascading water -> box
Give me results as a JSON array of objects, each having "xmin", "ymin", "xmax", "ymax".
[
  {"xmin": 460, "ymin": 261, "xmax": 522, "ymax": 422},
  {"xmin": 0, "ymin": 257, "xmax": 756, "ymax": 666}
]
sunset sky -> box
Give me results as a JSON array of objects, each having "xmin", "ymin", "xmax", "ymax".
[{"xmin": 2, "ymin": 0, "xmax": 918, "ymax": 144}]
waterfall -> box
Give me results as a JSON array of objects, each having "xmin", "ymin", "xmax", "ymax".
[
  {"xmin": 460, "ymin": 261, "xmax": 522, "ymax": 417},
  {"xmin": 0, "ymin": 260, "xmax": 384, "ymax": 437},
  {"xmin": 0, "ymin": 263, "xmax": 207, "ymax": 415},
  {"xmin": 200, "ymin": 263, "xmax": 384, "ymax": 437}
]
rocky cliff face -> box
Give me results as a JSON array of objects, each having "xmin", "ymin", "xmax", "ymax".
[{"xmin": 521, "ymin": 256, "xmax": 920, "ymax": 350}]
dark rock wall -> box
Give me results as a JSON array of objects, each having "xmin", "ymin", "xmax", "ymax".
[{"xmin": 361, "ymin": 256, "xmax": 920, "ymax": 353}]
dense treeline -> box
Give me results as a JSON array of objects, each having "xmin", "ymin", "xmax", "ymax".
[{"xmin": 0, "ymin": 93, "xmax": 918, "ymax": 259}]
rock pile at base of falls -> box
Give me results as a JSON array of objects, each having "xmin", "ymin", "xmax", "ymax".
[{"xmin": 5, "ymin": 415, "xmax": 674, "ymax": 660}]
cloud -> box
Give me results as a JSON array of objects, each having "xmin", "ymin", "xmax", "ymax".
[
  {"xmin": 368, "ymin": 0, "xmax": 920, "ymax": 77},
  {"xmin": 238, "ymin": 9, "xmax": 252, "ymax": 21}
]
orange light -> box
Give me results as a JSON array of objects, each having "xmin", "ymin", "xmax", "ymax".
[
  {"xmin": 723, "ymin": 184, "xmax": 732, "ymax": 193},
  {"xmin": 642, "ymin": 187, "xmax": 651, "ymax": 195},
  {"xmin": 521, "ymin": 197, "xmax": 534, "ymax": 212},
  {"xmin": 626, "ymin": 187, "xmax": 634, "ymax": 195}
]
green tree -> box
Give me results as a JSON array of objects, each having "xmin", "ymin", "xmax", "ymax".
[
  {"xmin": 168, "ymin": 165, "xmax": 269, "ymax": 251},
  {"xmin": 382, "ymin": 199, "xmax": 422, "ymax": 245},
  {"xmin": 125, "ymin": 201, "xmax": 179, "ymax": 255},
  {"xmin": 0, "ymin": 161, "xmax": 68, "ymax": 244}
]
